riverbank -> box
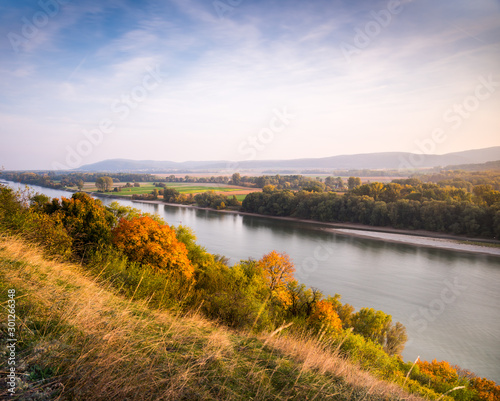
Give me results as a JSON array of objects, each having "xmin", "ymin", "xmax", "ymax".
[
  {"xmin": 2, "ymin": 180, "xmax": 498, "ymax": 257},
  {"xmin": 134, "ymin": 199, "xmax": 500, "ymax": 257}
]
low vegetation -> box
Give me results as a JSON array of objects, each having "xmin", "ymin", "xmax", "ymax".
[{"xmin": 1, "ymin": 184, "xmax": 498, "ymax": 400}]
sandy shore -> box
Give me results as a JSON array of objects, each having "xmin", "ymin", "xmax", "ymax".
[
  {"xmin": 327, "ymin": 229, "xmax": 500, "ymax": 257},
  {"xmin": 133, "ymin": 199, "xmax": 500, "ymax": 257}
]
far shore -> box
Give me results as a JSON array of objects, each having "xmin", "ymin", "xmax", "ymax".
[{"xmin": 130, "ymin": 198, "xmax": 500, "ymax": 257}]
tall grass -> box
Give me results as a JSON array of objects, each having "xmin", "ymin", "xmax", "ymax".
[{"xmin": 0, "ymin": 235, "xmax": 429, "ymax": 400}]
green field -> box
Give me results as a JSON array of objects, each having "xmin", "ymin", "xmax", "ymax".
[
  {"xmin": 162, "ymin": 183, "xmax": 242, "ymax": 194},
  {"xmin": 69, "ymin": 182, "xmax": 251, "ymax": 200}
]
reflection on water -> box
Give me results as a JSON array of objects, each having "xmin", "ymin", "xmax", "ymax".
[{"xmin": 3, "ymin": 181, "xmax": 500, "ymax": 383}]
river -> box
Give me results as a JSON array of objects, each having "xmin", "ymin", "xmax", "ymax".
[{"xmin": 3, "ymin": 181, "xmax": 500, "ymax": 383}]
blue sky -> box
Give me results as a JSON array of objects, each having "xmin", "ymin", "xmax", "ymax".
[{"xmin": 0, "ymin": 0, "xmax": 499, "ymax": 170}]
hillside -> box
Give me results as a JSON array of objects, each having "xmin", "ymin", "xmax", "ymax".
[
  {"xmin": 76, "ymin": 146, "xmax": 500, "ymax": 172},
  {"xmin": 0, "ymin": 235, "xmax": 422, "ymax": 401},
  {"xmin": 442, "ymin": 159, "xmax": 500, "ymax": 171},
  {"xmin": 2, "ymin": 184, "xmax": 498, "ymax": 400}
]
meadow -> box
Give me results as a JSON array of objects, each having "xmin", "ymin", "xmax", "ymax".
[{"xmin": 69, "ymin": 182, "xmax": 252, "ymax": 201}]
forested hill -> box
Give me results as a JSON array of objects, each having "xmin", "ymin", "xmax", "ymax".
[{"xmin": 76, "ymin": 147, "xmax": 500, "ymax": 172}]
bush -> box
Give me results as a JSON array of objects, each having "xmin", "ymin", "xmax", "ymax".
[
  {"xmin": 193, "ymin": 261, "xmax": 274, "ymax": 331},
  {"xmin": 112, "ymin": 216, "xmax": 194, "ymax": 280},
  {"xmin": 24, "ymin": 211, "xmax": 73, "ymax": 259},
  {"xmin": 307, "ymin": 299, "xmax": 342, "ymax": 336}
]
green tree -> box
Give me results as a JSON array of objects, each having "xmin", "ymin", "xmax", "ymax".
[
  {"xmin": 385, "ymin": 322, "xmax": 408, "ymax": 356},
  {"xmin": 50, "ymin": 193, "xmax": 116, "ymax": 257},
  {"xmin": 231, "ymin": 172, "xmax": 241, "ymax": 185},
  {"xmin": 163, "ymin": 188, "xmax": 180, "ymax": 203},
  {"xmin": 348, "ymin": 177, "xmax": 361, "ymax": 190},
  {"xmin": 352, "ymin": 308, "xmax": 391, "ymax": 345},
  {"xmin": 96, "ymin": 176, "xmax": 113, "ymax": 192}
]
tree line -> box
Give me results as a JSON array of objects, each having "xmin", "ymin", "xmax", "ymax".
[{"xmin": 242, "ymin": 178, "xmax": 500, "ymax": 238}]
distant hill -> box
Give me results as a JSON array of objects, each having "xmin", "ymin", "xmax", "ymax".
[
  {"xmin": 443, "ymin": 159, "xmax": 500, "ymax": 171},
  {"xmin": 76, "ymin": 146, "xmax": 500, "ymax": 172}
]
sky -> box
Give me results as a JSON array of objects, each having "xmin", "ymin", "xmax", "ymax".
[{"xmin": 0, "ymin": 0, "xmax": 499, "ymax": 170}]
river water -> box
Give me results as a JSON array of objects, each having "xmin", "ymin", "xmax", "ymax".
[{"xmin": 3, "ymin": 181, "xmax": 500, "ymax": 383}]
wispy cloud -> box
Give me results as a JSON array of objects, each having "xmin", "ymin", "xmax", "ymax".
[{"xmin": 0, "ymin": 0, "xmax": 499, "ymax": 169}]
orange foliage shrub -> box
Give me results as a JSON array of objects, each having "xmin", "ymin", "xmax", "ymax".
[
  {"xmin": 308, "ymin": 299, "xmax": 342, "ymax": 335},
  {"xmin": 471, "ymin": 377, "xmax": 500, "ymax": 401},
  {"xmin": 417, "ymin": 359, "xmax": 459, "ymax": 383},
  {"xmin": 112, "ymin": 216, "xmax": 194, "ymax": 279}
]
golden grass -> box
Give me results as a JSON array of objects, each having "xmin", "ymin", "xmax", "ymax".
[{"xmin": 0, "ymin": 235, "xmax": 426, "ymax": 400}]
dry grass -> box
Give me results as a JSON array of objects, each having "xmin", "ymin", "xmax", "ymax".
[
  {"xmin": 262, "ymin": 331, "xmax": 424, "ymax": 400},
  {"xmin": 0, "ymin": 235, "xmax": 425, "ymax": 400}
]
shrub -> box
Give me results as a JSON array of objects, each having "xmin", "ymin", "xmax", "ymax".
[
  {"xmin": 112, "ymin": 216, "xmax": 194, "ymax": 280},
  {"xmin": 307, "ymin": 299, "xmax": 342, "ymax": 336},
  {"xmin": 193, "ymin": 261, "xmax": 273, "ymax": 331},
  {"xmin": 24, "ymin": 211, "xmax": 73, "ymax": 258}
]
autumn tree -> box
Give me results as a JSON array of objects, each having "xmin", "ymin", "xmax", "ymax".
[
  {"xmin": 257, "ymin": 251, "xmax": 295, "ymax": 305},
  {"xmin": 471, "ymin": 377, "xmax": 500, "ymax": 401},
  {"xmin": 112, "ymin": 216, "xmax": 194, "ymax": 279},
  {"xmin": 326, "ymin": 294, "xmax": 354, "ymax": 328},
  {"xmin": 308, "ymin": 299, "xmax": 343, "ymax": 336},
  {"xmin": 257, "ymin": 251, "xmax": 295, "ymax": 291}
]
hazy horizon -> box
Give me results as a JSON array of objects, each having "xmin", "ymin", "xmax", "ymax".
[{"xmin": 1, "ymin": 0, "xmax": 500, "ymax": 170}]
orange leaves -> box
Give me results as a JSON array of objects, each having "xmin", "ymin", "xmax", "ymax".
[
  {"xmin": 257, "ymin": 251, "xmax": 295, "ymax": 292},
  {"xmin": 471, "ymin": 377, "xmax": 500, "ymax": 401},
  {"xmin": 112, "ymin": 216, "xmax": 194, "ymax": 279},
  {"xmin": 416, "ymin": 359, "xmax": 458, "ymax": 383},
  {"xmin": 415, "ymin": 359, "xmax": 500, "ymax": 400},
  {"xmin": 308, "ymin": 299, "xmax": 342, "ymax": 335}
]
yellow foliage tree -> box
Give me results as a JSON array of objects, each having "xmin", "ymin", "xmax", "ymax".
[
  {"xmin": 112, "ymin": 216, "xmax": 194, "ymax": 279},
  {"xmin": 257, "ymin": 251, "xmax": 295, "ymax": 305},
  {"xmin": 308, "ymin": 299, "xmax": 343, "ymax": 335}
]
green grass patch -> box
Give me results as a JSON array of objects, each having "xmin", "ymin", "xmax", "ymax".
[{"xmin": 69, "ymin": 182, "xmax": 246, "ymax": 197}]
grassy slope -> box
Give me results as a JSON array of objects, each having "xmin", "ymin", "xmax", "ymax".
[{"xmin": 0, "ymin": 236, "xmax": 425, "ymax": 401}]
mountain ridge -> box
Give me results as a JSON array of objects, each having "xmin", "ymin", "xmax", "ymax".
[{"xmin": 76, "ymin": 146, "xmax": 500, "ymax": 172}]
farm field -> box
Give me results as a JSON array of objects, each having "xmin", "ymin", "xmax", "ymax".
[{"xmin": 68, "ymin": 182, "xmax": 258, "ymax": 201}]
